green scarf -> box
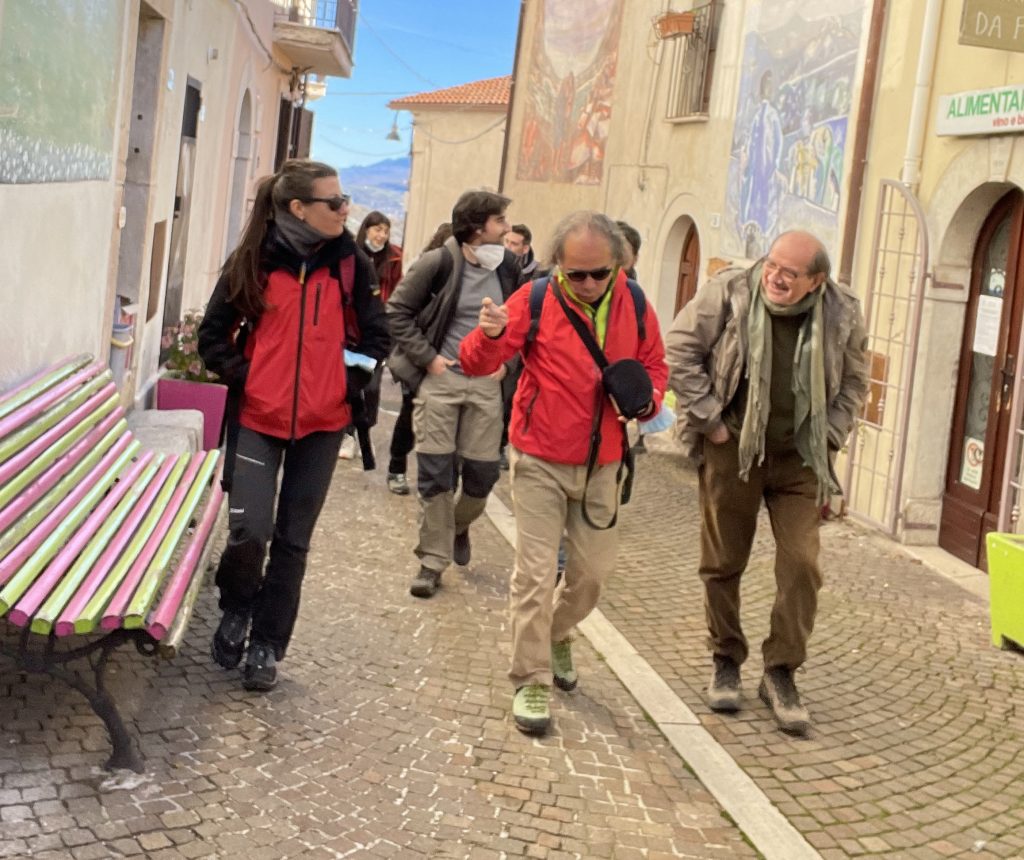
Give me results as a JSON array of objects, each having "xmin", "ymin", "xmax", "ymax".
[{"xmin": 738, "ymin": 268, "xmax": 836, "ymax": 503}]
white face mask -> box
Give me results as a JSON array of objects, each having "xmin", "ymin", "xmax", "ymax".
[
  {"xmin": 472, "ymin": 244, "xmax": 505, "ymax": 270},
  {"xmin": 365, "ymin": 239, "xmax": 386, "ymax": 253}
]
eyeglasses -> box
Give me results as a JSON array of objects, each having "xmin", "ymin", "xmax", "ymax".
[
  {"xmin": 562, "ymin": 267, "xmax": 614, "ymax": 283},
  {"xmin": 301, "ymin": 194, "xmax": 351, "ymax": 211},
  {"xmin": 763, "ymin": 258, "xmax": 808, "ymax": 284}
]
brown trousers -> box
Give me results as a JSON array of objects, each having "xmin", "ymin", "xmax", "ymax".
[{"xmin": 699, "ymin": 436, "xmax": 823, "ymax": 670}]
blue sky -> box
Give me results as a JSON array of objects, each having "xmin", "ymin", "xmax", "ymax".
[{"xmin": 309, "ymin": 1, "xmax": 523, "ymax": 169}]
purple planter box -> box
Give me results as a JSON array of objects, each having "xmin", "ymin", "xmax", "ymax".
[{"xmin": 155, "ymin": 377, "xmax": 227, "ymax": 451}]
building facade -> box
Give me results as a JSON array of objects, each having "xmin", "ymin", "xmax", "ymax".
[
  {"xmin": 388, "ymin": 76, "xmax": 510, "ymax": 264},
  {"xmin": 0, "ymin": 0, "xmax": 356, "ymax": 409}
]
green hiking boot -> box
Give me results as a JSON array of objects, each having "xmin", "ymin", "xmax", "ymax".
[
  {"xmin": 512, "ymin": 684, "xmax": 550, "ymax": 735},
  {"xmin": 551, "ymin": 639, "xmax": 578, "ymax": 691}
]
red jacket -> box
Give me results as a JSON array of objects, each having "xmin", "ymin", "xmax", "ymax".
[
  {"xmin": 199, "ymin": 230, "xmax": 390, "ymax": 441},
  {"xmin": 460, "ymin": 272, "xmax": 668, "ymax": 465}
]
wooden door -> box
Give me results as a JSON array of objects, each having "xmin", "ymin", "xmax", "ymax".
[
  {"xmin": 939, "ymin": 189, "xmax": 1024, "ymax": 569},
  {"xmin": 674, "ymin": 223, "xmax": 701, "ymax": 314}
]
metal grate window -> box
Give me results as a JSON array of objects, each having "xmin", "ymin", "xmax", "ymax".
[{"xmin": 665, "ymin": 1, "xmax": 719, "ymax": 120}]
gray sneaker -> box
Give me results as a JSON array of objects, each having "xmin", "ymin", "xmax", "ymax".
[
  {"xmin": 758, "ymin": 666, "xmax": 811, "ymax": 736},
  {"xmin": 707, "ymin": 655, "xmax": 741, "ymax": 712},
  {"xmin": 387, "ymin": 472, "xmax": 410, "ymax": 495},
  {"xmin": 410, "ymin": 566, "xmax": 442, "ymax": 598}
]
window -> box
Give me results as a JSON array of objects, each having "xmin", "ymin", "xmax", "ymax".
[{"xmin": 662, "ymin": 1, "xmax": 720, "ymax": 120}]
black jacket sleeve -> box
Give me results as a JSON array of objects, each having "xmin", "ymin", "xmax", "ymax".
[
  {"xmin": 350, "ymin": 250, "xmax": 391, "ymax": 361},
  {"xmin": 197, "ymin": 273, "xmax": 250, "ymax": 391}
]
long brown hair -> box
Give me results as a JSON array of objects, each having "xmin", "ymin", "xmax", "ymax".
[{"xmin": 222, "ymin": 159, "xmax": 337, "ymax": 318}]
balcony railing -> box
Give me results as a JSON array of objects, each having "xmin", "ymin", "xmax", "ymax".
[
  {"xmin": 664, "ymin": 1, "xmax": 719, "ymax": 120},
  {"xmin": 272, "ymin": 0, "xmax": 358, "ymax": 78}
]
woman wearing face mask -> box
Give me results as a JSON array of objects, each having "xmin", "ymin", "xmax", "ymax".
[
  {"xmin": 198, "ymin": 159, "xmax": 389, "ymax": 692},
  {"xmin": 338, "ymin": 212, "xmax": 405, "ymax": 465}
]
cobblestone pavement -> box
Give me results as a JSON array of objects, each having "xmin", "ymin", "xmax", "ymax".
[
  {"xmin": 0, "ymin": 393, "xmax": 754, "ymax": 859},
  {"xmin": 591, "ymin": 439, "xmax": 1024, "ymax": 860}
]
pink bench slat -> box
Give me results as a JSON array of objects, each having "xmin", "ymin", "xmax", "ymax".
[
  {"xmin": 6, "ymin": 453, "xmax": 155, "ymax": 628},
  {"xmin": 100, "ymin": 454, "xmax": 205, "ymax": 630},
  {"xmin": 0, "ymin": 362, "xmax": 105, "ymax": 441},
  {"xmin": 147, "ymin": 479, "xmax": 224, "ymax": 639},
  {"xmin": 54, "ymin": 457, "xmax": 178, "ymax": 637}
]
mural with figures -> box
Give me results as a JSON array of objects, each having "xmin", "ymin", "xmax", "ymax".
[
  {"xmin": 724, "ymin": 0, "xmax": 866, "ymax": 259},
  {"xmin": 516, "ymin": 0, "xmax": 623, "ymax": 185},
  {"xmin": 0, "ymin": 0, "xmax": 122, "ymax": 184}
]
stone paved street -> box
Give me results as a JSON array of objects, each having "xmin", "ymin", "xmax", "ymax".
[
  {"xmin": 595, "ymin": 438, "xmax": 1024, "ymax": 860},
  {"xmin": 0, "ymin": 391, "xmax": 753, "ymax": 860}
]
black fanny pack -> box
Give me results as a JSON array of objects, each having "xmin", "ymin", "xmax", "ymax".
[{"xmin": 602, "ymin": 358, "xmax": 654, "ymax": 420}]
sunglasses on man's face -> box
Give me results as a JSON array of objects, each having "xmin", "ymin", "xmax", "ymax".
[
  {"xmin": 302, "ymin": 194, "xmax": 351, "ymax": 211},
  {"xmin": 562, "ymin": 267, "xmax": 614, "ymax": 283}
]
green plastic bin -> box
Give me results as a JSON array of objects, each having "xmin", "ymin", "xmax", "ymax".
[{"xmin": 987, "ymin": 532, "xmax": 1024, "ymax": 650}]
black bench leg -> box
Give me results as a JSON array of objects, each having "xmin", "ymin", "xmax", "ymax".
[
  {"xmin": 51, "ymin": 647, "xmax": 145, "ymax": 773},
  {"xmin": 3, "ymin": 628, "xmax": 151, "ymax": 773}
]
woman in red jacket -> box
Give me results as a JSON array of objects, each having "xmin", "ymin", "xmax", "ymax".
[
  {"xmin": 198, "ymin": 159, "xmax": 389, "ymax": 692},
  {"xmin": 339, "ymin": 211, "xmax": 404, "ymax": 465},
  {"xmin": 460, "ymin": 211, "xmax": 668, "ymax": 735}
]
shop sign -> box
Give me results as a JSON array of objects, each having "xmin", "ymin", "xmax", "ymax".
[
  {"xmin": 937, "ymin": 85, "xmax": 1024, "ymax": 136},
  {"xmin": 961, "ymin": 437, "xmax": 985, "ymax": 490},
  {"xmin": 960, "ymin": 0, "xmax": 1024, "ymax": 52}
]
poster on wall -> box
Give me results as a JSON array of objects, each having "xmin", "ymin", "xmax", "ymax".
[
  {"xmin": 516, "ymin": 0, "xmax": 624, "ymax": 185},
  {"xmin": 723, "ymin": 0, "xmax": 867, "ymax": 259},
  {"xmin": 0, "ymin": 0, "xmax": 122, "ymax": 183}
]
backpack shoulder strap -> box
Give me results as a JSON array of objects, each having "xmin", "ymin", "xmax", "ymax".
[
  {"xmin": 432, "ymin": 246, "xmax": 454, "ymax": 294},
  {"xmin": 625, "ymin": 278, "xmax": 647, "ymax": 341},
  {"xmin": 523, "ymin": 276, "xmax": 551, "ymax": 356},
  {"xmin": 339, "ymin": 255, "xmax": 356, "ymax": 302}
]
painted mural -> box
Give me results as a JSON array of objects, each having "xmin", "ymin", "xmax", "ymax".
[
  {"xmin": 724, "ymin": 0, "xmax": 866, "ymax": 259},
  {"xmin": 0, "ymin": 0, "xmax": 122, "ymax": 184},
  {"xmin": 516, "ymin": 0, "xmax": 624, "ymax": 185}
]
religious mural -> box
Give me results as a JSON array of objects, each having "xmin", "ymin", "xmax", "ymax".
[
  {"xmin": 516, "ymin": 0, "xmax": 624, "ymax": 185},
  {"xmin": 0, "ymin": 0, "xmax": 122, "ymax": 183},
  {"xmin": 724, "ymin": 0, "xmax": 867, "ymax": 258}
]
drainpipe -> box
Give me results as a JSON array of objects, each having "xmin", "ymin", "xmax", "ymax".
[
  {"xmin": 900, "ymin": 0, "xmax": 943, "ymax": 191},
  {"xmin": 498, "ymin": 0, "xmax": 527, "ymax": 193},
  {"xmin": 838, "ymin": 0, "xmax": 887, "ymax": 286}
]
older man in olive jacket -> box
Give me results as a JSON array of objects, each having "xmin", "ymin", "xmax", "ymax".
[{"xmin": 665, "ymin": 231, "xmax": 868, "ymax": 736}]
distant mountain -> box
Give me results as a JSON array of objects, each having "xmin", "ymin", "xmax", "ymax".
[{"xmin": 341, "ymin": 157, "xmax": 410, "ymax": 244}]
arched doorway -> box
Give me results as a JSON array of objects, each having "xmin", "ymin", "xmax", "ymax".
[
  {"xmin": 224, "ymin": 90, "xmax": 253, "ymax": 257},
  {"xmin": 939, "ymin": 188, "xmax": 1024, "ymax": 569},
  {"xmin": 674, "ymin": 222, "xmax": 700, "ymax": 314}
]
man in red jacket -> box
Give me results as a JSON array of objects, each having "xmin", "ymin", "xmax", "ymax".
[{"xmin": 460, "ymin": 211, "xmax": 668, "ymax": 735}]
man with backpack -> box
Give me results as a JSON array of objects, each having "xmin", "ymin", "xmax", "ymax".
[
  {"xmin": 460, "ymin": 211, "xmax": 668, "ymax": 735},
  {"xmin": 386, "ymin": 190, "xmax": 520, "ymax": 599}
]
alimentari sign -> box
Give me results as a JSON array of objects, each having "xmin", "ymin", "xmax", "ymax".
[
  {"xmin": 937, "ymin": 85, "xmax": 1024, "ymax": 136},
  {"xmin": 960, "ymin": 0, "xmax": 1024, "ymax": 52}
]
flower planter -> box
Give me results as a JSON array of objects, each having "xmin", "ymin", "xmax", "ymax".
[
  {"xmin": 986, "ymin": 532, "xmax": 1024, "ymax": 651},
  {"xmin": 655, "ymin": 11, "xmax": 695, "ymax": 38},
  {"xmin": 155, "ymin": 377, "xmax": 227, "ymax": 451}
]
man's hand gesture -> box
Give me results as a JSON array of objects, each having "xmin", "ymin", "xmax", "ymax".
[{"xmin": 479, "ymin": 297, "xmax": 508, "ymax": 338}]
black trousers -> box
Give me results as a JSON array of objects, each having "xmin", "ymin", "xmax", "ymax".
[
  {"xmin": 216, "ymin": 425, "xmax": 343, "ymax": 658},
  {"xmin": 388, "ymin": 389, "xmax": 415, "ymax": 475}
]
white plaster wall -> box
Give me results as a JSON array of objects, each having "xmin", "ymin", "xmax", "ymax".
[
  {"xmin": 402, "ymin": 108, "xmax": 506, "ymax": 266},
  {"xmin": 0, "ymin": 183, "xmax": 119, "ymax": 388}
]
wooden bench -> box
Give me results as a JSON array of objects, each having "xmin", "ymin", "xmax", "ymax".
[{"xmin": 0, "ymin": 355, "xmax": 223, "ymax": 771}]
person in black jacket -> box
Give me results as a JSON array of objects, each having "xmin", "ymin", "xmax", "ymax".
[
  {"xmin": 386, "ymin": 191, "xmax": 520, "ymax": 598},
  {"xmin": 198, "ymin": 158, "xmax": 389, "ymax": 692}
]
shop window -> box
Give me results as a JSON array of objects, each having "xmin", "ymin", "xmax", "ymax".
[{"xmin": 659, "ymin": 1, "xmax": 720, "ymax": 120}]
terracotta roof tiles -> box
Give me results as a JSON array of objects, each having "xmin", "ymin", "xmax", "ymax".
[{"xmin": 388, "ymin": 75, "xmax": 511, "ymax": 110}]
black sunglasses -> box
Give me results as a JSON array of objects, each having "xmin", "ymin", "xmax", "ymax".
[
  {"xmin": 562, "ymin": 267, "xmax": 614, "ymax": 283},
  {"xmin": 301, "ymin": 194, "xmax": 351, "ymax": 211}
]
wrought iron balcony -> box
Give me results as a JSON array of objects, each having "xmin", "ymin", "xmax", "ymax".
[{"xmin": 272, "ymin": 1, "xmax": 357, "ymax": 78}]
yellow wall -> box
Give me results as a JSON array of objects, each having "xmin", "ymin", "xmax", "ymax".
[{"xmin": 401, "ymin": 107, "xmax": 507, "ymax": 264}]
